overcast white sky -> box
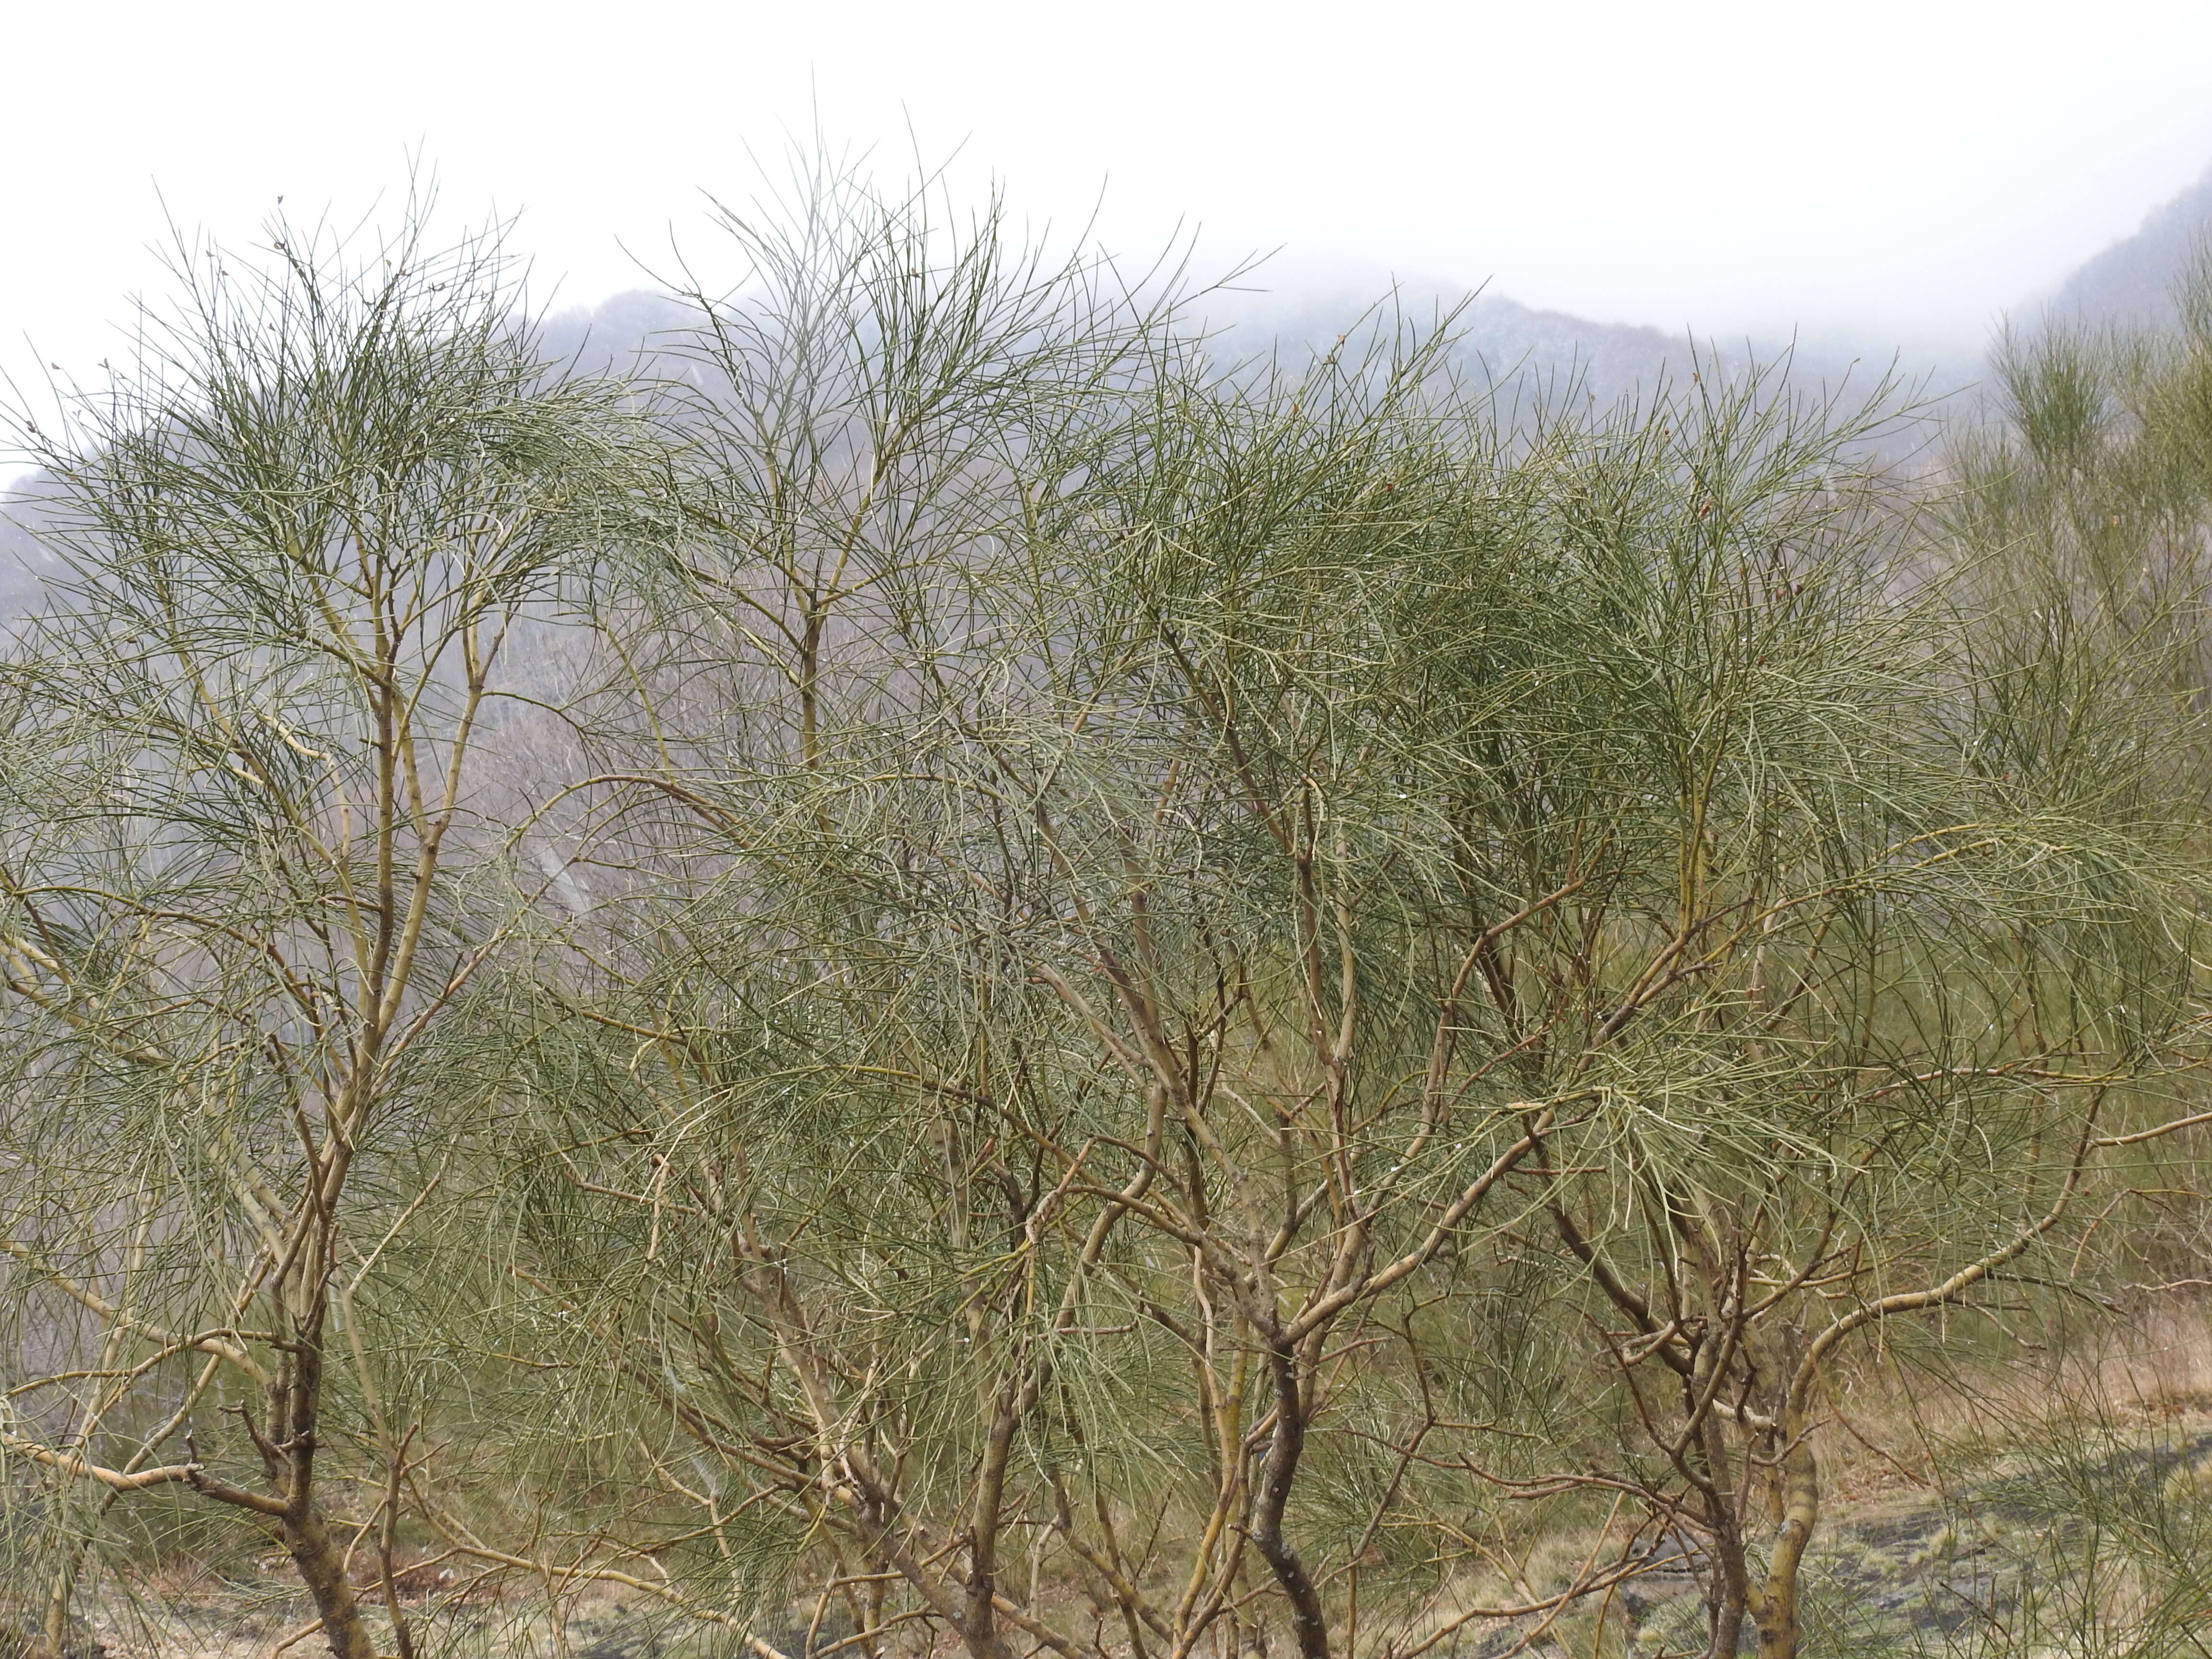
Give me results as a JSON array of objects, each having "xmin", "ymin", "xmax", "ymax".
[{"xmin": 6, "ymin": 0, "xmax": 2212, "ymax": 405}]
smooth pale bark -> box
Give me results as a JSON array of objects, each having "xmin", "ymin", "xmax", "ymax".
[{"xmin": 1750, "ymin": 1436, "xmax": 1819, "ymax": 1659}]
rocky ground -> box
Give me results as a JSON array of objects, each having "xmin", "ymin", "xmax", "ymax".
[{"xmin": 1601, "ymin": 1419, "xmax": 2212, "ymax": 1656}]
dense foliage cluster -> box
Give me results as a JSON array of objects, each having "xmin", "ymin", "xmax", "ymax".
[{"xmin": 2, "ymin": 169, "xmax": 2210, "ymax": 1659}]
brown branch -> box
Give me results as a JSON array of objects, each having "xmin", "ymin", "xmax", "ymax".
[{"xmin": 0, "ymin": 1430, "xmax": 200, "ymax": 1494}]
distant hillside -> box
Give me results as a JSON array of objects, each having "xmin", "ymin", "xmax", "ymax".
[
  {"xmin": 0, "ymin": 481, "xmax": 62, "ymax": 624},
  {"xmin": 1208, "ymin": 284, "xmax": 1746, "ymax": 407},
  {"xmin": 0, "ymin": 274, "xmax": 1909, "ymax": 622},
  {"xmin": 2045, "ymin": 165, "xmax": 2212, "ymax": 328},
  {"xmin": 535, "ymin": 278, "xmax": 1884, "ymax": 416}
]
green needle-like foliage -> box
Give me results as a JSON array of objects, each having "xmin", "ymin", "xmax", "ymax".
[
  {"xmin": 1, "ymin": 166, "xmax": 2208, "ymax": 1659},
  {"xmin": 471, "ymin": 175, "xmax": 2210, "ymax": 1659},
  {"xmin": 0, "ymin": 208, "xmax": 670, "ymax": 1659}
]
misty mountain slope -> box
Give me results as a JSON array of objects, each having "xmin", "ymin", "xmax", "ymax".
[
  {"xmin": 0, "ymin": 482, "xmax": 64, "ymax": 623},
  {"xmin": 0, "ymin": 255, "xmax": 1986, "ymax": 627},
  {"xmin": 541, "ymin": 277, "xmax": 1889, "ymax": 417},
  {"xmin": 2045, "ymin": 163, "xmax": 2212, "ymax": 328},
  {"xmin": 1431, "ymin": 292, "xmax": 1714, "ymax": 404},
  {"xmin": 537, "ymin": 289, "xmax": 696, "ymax": 375},
  {"xmin": 1180, "ymin": 273, "xmax": 1895, "ymax": 409}
]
